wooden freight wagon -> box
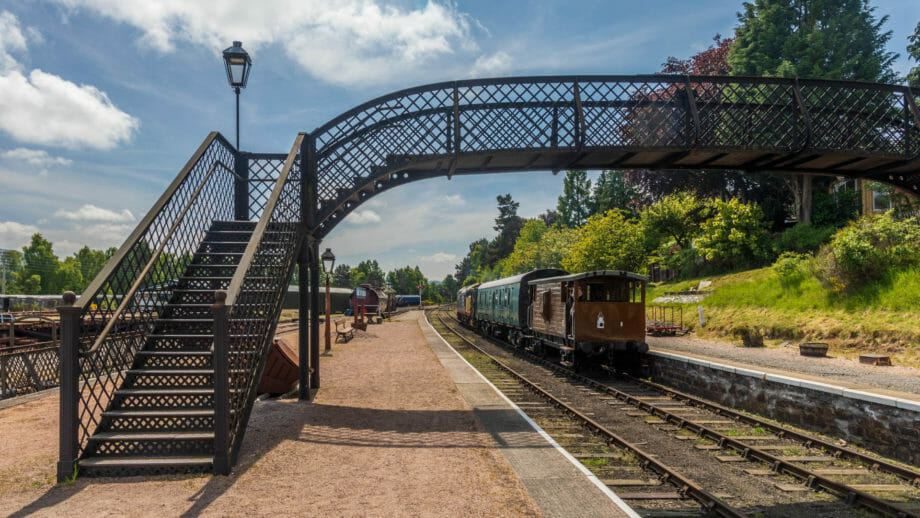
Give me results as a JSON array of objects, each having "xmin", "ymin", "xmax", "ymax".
[{"xmin": 528, "ymin": 270, "xmax": 648, "ymax": 367}]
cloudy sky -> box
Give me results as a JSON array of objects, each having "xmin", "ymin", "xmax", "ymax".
[{"xmin": 0, "ymin": 0, "xmax": 918, "ymax": 280}]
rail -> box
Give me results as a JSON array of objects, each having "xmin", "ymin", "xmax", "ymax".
[{"xmin": 213, "ymin": 134, "xmax": 304, "ymax": 472}]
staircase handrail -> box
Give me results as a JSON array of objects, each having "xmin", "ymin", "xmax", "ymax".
[
  {"xmin": 74, "ymin": 132, "xmax": 237, "ymax": 312},
  {"xmin": 81, "ymin": 159, "xmax": 236, "ymax": 357},
  {"xmin": 225, "ymin": 134, "xmax": 304, "ymax": 306}
]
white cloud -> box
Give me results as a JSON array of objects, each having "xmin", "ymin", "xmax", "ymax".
[
  {"xmin": 54, "ymin": 204, "xmax": 135, "ymax": 222},
  {"xmin": 53, "ymin": 0, "xmax": 479, "ymax": 86},
  {"xmin": 442, "ymin": 194, "xmax": 466, "ymax": 206},
  {"xmin": 345, "ymin": 209, "xmax": 382, "ymax": 225},
  {"xmin": 420, "ymin": 252, "xmax": 458, "ymax": 263},
  {"xmin": 2, "ymin": 148, "xmax": 72, "ymax": 167},
  {"xmin": 0, "ymin": 221, "xmax": 40, "ymax": 249},
  {"xmin": 0, "ymin": 11, "xmax": 27, "ymax": 71},
  {"xmin": 0, "ymin": 11, "xmax": 138, "ymax": 149},
  {"xmin": 470, "ymin": 50, "xmax": 511, "ymax": 77}
]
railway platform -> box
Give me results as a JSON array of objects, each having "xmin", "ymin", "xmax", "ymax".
[
  {"xmin": 647, "ymin": 336, "xmax": 920, "ymax": 406},
  {"xmin": 0, "ymin": 309, "xmax": 636, "ymax": 517}
]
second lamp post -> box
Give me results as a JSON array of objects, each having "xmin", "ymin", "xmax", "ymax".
[
  {"xmin": 222, "ymin": 41, "xmax": 252, "ymax": 150},
  {"xmin": 321, "ymin": 248, "xmax": 335, "ymax": 353}
]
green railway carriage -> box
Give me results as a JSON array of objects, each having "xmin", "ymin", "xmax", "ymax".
[{"xmin": 475, "ymin": 269, "xmax": 565, "ymax": 340}]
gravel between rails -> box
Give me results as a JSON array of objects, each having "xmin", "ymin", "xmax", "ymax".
[
  {"xmin": 648, "ymin": 335, "xmax": 920, "ymax": 397},
  {"xmin": 434, "ymin": 312, "xmax": 868, "ymax": 518}
]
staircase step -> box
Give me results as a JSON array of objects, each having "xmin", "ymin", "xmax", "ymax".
[
  {"xmin": 92, "ymin": 431, "xmax": 214, "ymax": 441},
  {"xmin": 104, "ymin": 409, "xmax": 214, "ymax": 418},
  {"xmin": 78, "ymin": 455, "xmax": 214, "ymax": 477},
  {"xmin": 115, "ymin": 387, "xmax": 213, "ymax": 396}
]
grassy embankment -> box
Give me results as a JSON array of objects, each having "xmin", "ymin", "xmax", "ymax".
[{"xmin": 647, "ymin": 266, "xmax": 920, "ymax": 367}]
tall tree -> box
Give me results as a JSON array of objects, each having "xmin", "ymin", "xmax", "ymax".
[
  {"xmin": 21, "ymin": 234, "xmax": 60, "ymax": 294},
  {"xmin": 661, "ymin": 34, "xmax": 734, "ymax": 75},
  {"xmin": 352, "ymin": 259, "xmax": 385, "ymax": 287},
  {"xmin": 332, "ymin": 264, "xmax": 352, "ymax": 288},
  {"xmin": 592, "ymin": 170, "xmax": 639, "ymax": 215},
  {"xmin": 556, "ymin": 170, "xmax": 592, "ymax": 227},
  {"xmin": 728, "ymin": 0, "xmax": 897, "ymax": 223},
  {"xmin": 1, "ymin": 249, "xmax": 23, "ymax": 294},
  {"xmin": 489, "ymin": 194, "xmax": 524, "ymax": 262},
  {"xmin": 74, "ymin": 246, "xmax": 113, "ymax": 289},
  {"xmin": 908, "ymin": 21, "xmax": 920, "ymax": 89}
]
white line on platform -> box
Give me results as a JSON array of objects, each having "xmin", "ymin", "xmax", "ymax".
[{"xmin": 423, "ymin": 311, "xmax": 641, "ymax": 518}]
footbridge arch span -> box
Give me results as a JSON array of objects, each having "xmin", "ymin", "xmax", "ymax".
[{"xmin": 307, "ymin": 75, "xmax": 920, "ymax": 238}]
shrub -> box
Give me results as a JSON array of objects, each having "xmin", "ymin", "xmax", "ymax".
[
  {"xmin": 813, "ymin": 213, "xmax": 920, "ymax": 293},
  {"xmin": 772, "ymin": 252, "xmax": 811, "ymax": 289},
  {"xmin": 774, "ymin": 223, "xmax": 835, "ymax": 254},
  {"xmin": 696, "ymin": 199, "xmax": 770, "ymax": 270},
  {"xmin": 812, "ymin": 187, "xmax": 859, "ymax": 228}
]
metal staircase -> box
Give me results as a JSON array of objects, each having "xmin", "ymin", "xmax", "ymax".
[
  {"xmin": 77, "ymin": 220, "xmax": 254, "ymax": 476},
  {"xmin": 57, "ymin": 133, "xmax": 305, "ymax": 479}
]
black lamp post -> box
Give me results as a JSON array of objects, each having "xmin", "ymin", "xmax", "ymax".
[
  {"xmin": 222, "ymin": 41, "xmax": 252, "ymax": 150},
  {"xmin": 321, "ymin": 248, "xmax": 335, "ymax": 353}
]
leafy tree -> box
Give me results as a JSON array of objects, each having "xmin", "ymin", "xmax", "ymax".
[
  {"xmin": 696, "ymin": 199, "xmax": 770, "ymax": 269},
  {"xmin": 1, "ymin": 249, "xmax": 23, "ymax": 293},
  {"xmin": 729, "ymin": 0, "xmax": 896, "ymax": 82},
  {"xmin": 556, "ymin": 170, "xmax": 592, "ymax": 227},
  {"xmin": 662, "ymin": 34, "xmax": 734, "ymax": 75},
  {"xmin": 352, "ymin": 259, "xmax": 385, "ymax": 287},
  {"xmin": 439, "ymin": 274, "xmax": 459, "ymax": 301},
  {"xmin": 332, "ymin": 264, "xmax": 352, "ymax": 288},
  {"xmin": 640, "ymin": 192, "xmax": 712, "ymax": 251},
  {"xmin": 386, "ymin": 265, "xmax": 427, "ymax": 294},
  {"xmin": 453, "ymin": 255, "xmax": 472, "ymax": 287},
  {"xmin": 20, "ymin": 274, "xmax": 41, "ymax": 294},
  {"xmin": 562, "ymin": 210, "xmax": 647, "ymax": 273},
  {"xmin": 537, "ymin": 209, "xmax": 558, "ymax": 227},
  {"xmin": 74, "ymin": 246, "xmax": 113, "ymax": 287},
  {"xmin": 22, "ymin": 234, "xmax": 60, "ymax": 294},
  {"xmin": 592, "ymin": 170, "xmax": 638, "ymax": 215},
  {"xmin": 909, "ymin": 21, "xmax": 920, "ymax": 88},
  {"xmin": 58, "ymin": 257, "xmax": 84, "ymax": 292},
  {"xmin": 728, "ymin": 0, "xmax": 897, "ymax": 223}
]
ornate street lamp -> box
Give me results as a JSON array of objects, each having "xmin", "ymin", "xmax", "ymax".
[
  {"xmin": 321, "ymin": 248, "xmax": 335, "ymax": 353},
  {"xmin": 222, "ymin": 41, "xmax": 252, "ymax": 150}
]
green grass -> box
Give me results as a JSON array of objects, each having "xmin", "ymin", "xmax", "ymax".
[{"xmin": 648, "ymin": 265, "xmax": 920, "ymax": 368}]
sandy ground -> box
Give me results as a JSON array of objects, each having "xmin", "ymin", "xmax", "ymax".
[
  {"xmin": 649, "ymin": 334, "xmax": 920, "ymax": 397},
  {"xmin": 0, "ymin": 313, "xmax": 540, "ymax": 517}
]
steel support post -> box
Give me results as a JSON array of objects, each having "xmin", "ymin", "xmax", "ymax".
[
  {"xmin": 234, "ymin": 152, "xmax": 250, "ymax": 221},
  {"xmin": 309, "ymin": 239, "xmax": 321, "ymax": 389},
  {"xmin": 57, "ymin": 291, "xmax": 80, "ymax": 482},
  {"xmin": 324, "ymin": 277, "xmax": 332, "ymax": 353},
  {"xmin": 211, "ymin": 290, "xmax": 230, "ymax": 475},
  {"xmin": 297, "ymin": 243, "xmax": 311, "ymax": 401}
]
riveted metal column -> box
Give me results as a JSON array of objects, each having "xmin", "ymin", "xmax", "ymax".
[
  {"xmin": 57, "ymin": 291, "xmax": 80, "ymax": 482},
  {"xmin": 212, "ymin": 290, "xmax": 230, "ymax": 475},
  {"xmin": 299, "ymin": 133, "xmax": 319, "ymax": 398},
  {"xmin": 234, "ymin": 152, "xmax": 250, "ymax": 221},
  {"xmin": 297, "ymin": 242, "xmax": 311, "ymax": 400},
  {"xmin": 309, "ymin": 239, "xmax": 321, "ymax": 389}
]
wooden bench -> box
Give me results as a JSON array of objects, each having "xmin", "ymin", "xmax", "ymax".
[{"xmin": 334, "ymin": 318, "xmax": 354, "ymax": 343}]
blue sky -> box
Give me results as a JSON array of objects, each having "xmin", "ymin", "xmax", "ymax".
[{"xmin": 0, "ymin": 0, "xmax": 918, "ymax": 280}]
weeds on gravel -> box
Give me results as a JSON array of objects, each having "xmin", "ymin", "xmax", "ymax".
[{"xmin": 579, "ymin": 458, "xmax": 608, "ymax": 467}]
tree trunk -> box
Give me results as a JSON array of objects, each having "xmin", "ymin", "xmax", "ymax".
[{"xmin": 800, "ymin": 175, "xmax": 812, "ymax": 223}]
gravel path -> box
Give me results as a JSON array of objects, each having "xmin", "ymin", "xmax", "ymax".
[
  {"xmin": 649, "ymin": 335, "xmax": 920, "ymax": 397},
  {"xmin": 0, "ymin": 316, "xmax": 540, "ymax": 517}
]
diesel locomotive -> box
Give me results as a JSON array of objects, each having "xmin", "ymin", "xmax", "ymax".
[{"xmin": 456, "ymin": 268, "xmax": 648, "ymax": 369}]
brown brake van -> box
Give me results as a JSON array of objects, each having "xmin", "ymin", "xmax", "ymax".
[{"xmin": 527, "ymin": 270, "xmax": 648, "ymax": 367}]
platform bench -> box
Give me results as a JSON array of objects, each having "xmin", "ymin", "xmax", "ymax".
[{"xmin": 335, "ymin": 319, "xmax": 354, "ymax": 343}]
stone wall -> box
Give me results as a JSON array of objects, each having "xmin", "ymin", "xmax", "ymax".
[{"xmin": 647, "ymin": 352, "xmax": 920, "ymax": 466}]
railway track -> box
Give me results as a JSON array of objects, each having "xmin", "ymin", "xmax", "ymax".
[{"xmin": 430, "ymin": 308, "xmax": 920, "ymax": 518}]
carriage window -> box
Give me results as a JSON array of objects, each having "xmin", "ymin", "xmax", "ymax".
[
  {"xmin": 542, "ymin": 290, "xmax": 552, "ymax": 320},
  {"xmin": 609, "ymin": 282, "xmax": 628, "ymax": 302},
  {"xmin": 587, "ymin": 283, "xmax": 606, "ymax": 301}
]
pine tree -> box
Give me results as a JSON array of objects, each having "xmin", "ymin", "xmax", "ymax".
[
  {"xmin": 556, "ymin": 170, "xmax": 592, "ymax": 227},
  {"xmin": 592, "ymin": 170, "xmax": 638, "ymax": 215},
  {"xmin": 908, "ymin": 21, "xmax": 920, "ymax": 89}
]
